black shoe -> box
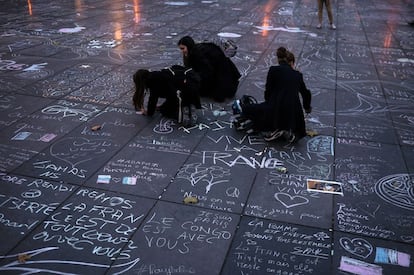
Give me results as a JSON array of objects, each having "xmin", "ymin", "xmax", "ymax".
[{"xmin": 264, "ymin": 130, "xmax": 283, "ymax": 141}]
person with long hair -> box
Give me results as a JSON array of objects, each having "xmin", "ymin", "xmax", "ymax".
[
  {"xmin": 177, "ymin": 35, "xmax": 241, "ymax": 102},
  {"xmin": 233, "ymin": 47, "xmax": 312, "ymax": 143},
  {"xmin": 132, "ymin": 65, "xmax": 201, "ymax": 125},
  {"xmin": 132, "ymin": 69, "xmax": 149, "ymax": 114}
]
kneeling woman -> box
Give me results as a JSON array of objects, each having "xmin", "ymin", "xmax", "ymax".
[
  {"xmin": 132, "ymin": 65, "xmax": 201, "ymax": 125},
  {"xmin": 234, "ymin": 47, "xmax": 312, "ymax": 143}
]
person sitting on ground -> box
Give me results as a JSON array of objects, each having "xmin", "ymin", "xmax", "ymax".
[
  {"xmin": 177, "ymin": 35, "xmax": 241, "ymax": 102},
  {"xmin": 233, "ymin": 47, "xmax": 312, "ymax": 143},
  {"xmin": 132, "ymin": 65, "xmax": 201, "ymax": 126}
]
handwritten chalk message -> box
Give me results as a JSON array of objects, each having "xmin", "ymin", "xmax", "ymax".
[
  {"xmin": 0, "ymin": 173, "xmax": 76, "ymax": 254},
  {"xmin": 142, "ymin": 209, "xmax": 233, "ymax": 255},
  {"xmin": 222, "ymin": 217, "xmax": 331, "ymax": 274},
  {"xmin": 129, "ymin": 203, "xmax": 239, "ymax": 274},
  {"xmin": 30, "ymin": 188, "xmax": 153, "ymax": 260}
]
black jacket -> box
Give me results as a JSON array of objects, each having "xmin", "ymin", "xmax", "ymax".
[
  {"xmin": 146, "ymin": 67, "xmax": 201, "ymax": 119},
  {"xmin": 146, "ymin": 70, "xmax": 177, "ymax": 117},
  {"xmin": 243, "ymin": 62, "xmax": 312, "ymax": 138}
]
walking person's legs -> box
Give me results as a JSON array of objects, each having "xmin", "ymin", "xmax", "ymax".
[
  {"xmin": 317, "ymin": 0, "xmax": 323, "ymax": 28},
  {"xmin": 325, "ymin": 0, "xmax": 336, "ymax": 29}
]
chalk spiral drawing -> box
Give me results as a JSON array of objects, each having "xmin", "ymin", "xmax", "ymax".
[
  {"xmin": 339, "ymin": 237, "xmax": 373, "ymax": 259},
  {"xmin": 374, "ymin": 173, "xmax": 414, "ymax": 211},
  {"xmin": 176, "ymin": 163, "xmax": 230, "ymax": 194}
]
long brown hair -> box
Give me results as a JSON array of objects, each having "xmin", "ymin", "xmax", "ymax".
[
  {"xmin": 276, "ymin": 46, "xmax": 288, "ymax": 64},
  {"xmin": 286, "ymin": 51, "xmax": 295, "ymax": 66},
  {"xmin": 177, "ymin": 36, "xmax": 196, "ymax": 67},
  {"xmin": 132, "ymin": 69, "xmax": 149, "ymax": 111}
]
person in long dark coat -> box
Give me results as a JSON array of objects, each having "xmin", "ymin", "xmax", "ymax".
[
  {"xmin": 132, "ymin": 65, "xmax": 201, "ymax": 124},
  {"xmin": 177, "ymin": 36, "xmax": 241, "ymax": 102},
  {"xmin": 235, "ymin": 47, "xmax": 312, "ymax": 143}
]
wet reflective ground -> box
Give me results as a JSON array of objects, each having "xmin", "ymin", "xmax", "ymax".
[{"xmin": 0, "ymin": 0, "xmax": 413, "ymax": 274}]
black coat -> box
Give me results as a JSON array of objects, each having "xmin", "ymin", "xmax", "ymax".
[
  {"xmin": 185, "ymin": 42, "xmax": 241, "ymax": 102},
  {"xmin": 243, "ymin": 62, "xmax": 311, "ymax": 138},
  {"xmin": 146, "ymin": 70, "xmax": 177, "ymax": 118}
]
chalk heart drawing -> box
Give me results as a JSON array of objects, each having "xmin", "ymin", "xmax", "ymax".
[
  {"xmin": 50, "ymin": 137, "xmax": 108, "ymax": 167},
  {"xmin": 339, "ymin": 237, "xmax": 373, "ymax": 259},
  {"xmin": 274, "ymin": 193, "xmax": 309, "ymax": 208}
]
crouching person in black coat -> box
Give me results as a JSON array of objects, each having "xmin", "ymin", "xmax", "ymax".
[
  {"xmin": 177, "ymin": 36, "xmax": 241, "ymax": 102},
  {"xmin": 133, "ymin": 65, "xmax": 202, "ymax": 126}
]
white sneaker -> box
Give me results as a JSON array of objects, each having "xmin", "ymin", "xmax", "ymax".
[
  {"xmin": 316, "ymin": 23, "xmax": 322, "ymax": 29},
  {"xmin": 331, "ymin": 23, "xmax": 336, "ymax": 30}
]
